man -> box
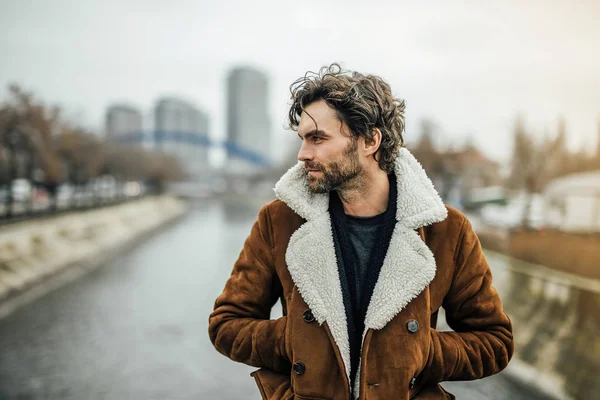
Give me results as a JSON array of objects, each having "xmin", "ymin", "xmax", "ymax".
[{"xmin": 209, "ymin": 64, "xmax": 514, "ymax": 400}]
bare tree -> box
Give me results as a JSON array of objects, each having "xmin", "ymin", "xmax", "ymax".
[
  {"xmin": 411, "ymin": 119, "xmax": 444, "ymax": 175},
  {"xmin": 1, "ymin": 84, "xmax": 184, "ymax": 196},
  {"xmin": 507, "ymin": 116, "xmax": 565, "ymax": 229}
]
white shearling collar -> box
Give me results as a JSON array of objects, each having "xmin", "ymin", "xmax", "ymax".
[{"xmin": 274, "ymin": 147, "xmax": 447, "ymax": 228}]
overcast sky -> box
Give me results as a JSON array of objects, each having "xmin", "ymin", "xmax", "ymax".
[{"xmin": 1, "ymin": 0, "xmax": 599, "ymax": 166}]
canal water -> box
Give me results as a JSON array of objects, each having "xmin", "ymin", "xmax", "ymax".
[{"xmin": 0, "ymin": 198, "xmax": 597, "ymax": 399}]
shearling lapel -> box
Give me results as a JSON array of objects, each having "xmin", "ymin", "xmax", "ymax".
[
  {"xmin": 364, "ymin": 148, "xmax": 447, "ymax": 330},
  {"xmin": 274, "ymin": 147, "xmax": 448, "ymax": 386},
  {"xmin": 363, "ymin": 224, "xmax": 437, "ymax": 330},
  {"xmin": 284, "ymin": 213, "xmax": 351, "ymax": 385},
  {"xmin": 275, "ymin": 163, "xmax": 352, "ymax": 383}
]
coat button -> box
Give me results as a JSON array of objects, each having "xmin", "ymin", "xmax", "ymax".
[
  {"xmin": 303, "ymin": 309, "xmax": 315, "ymax": 323},
  {"xmin": 407, "ymin": 320, "xmax": 419, "ymax": 333},
  {"xmin": 293, "ymin": 361, "xmax": 306, "ymax": 375}
]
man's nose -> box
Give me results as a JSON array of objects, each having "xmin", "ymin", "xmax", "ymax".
[{"xmin": 297, "ymin": 141, "xmax": 313, "ymax": 162}]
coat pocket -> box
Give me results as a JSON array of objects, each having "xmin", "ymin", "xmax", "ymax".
[{"xmin": 251, "ymin": 368, "xmax": 292, "ymax": 400}]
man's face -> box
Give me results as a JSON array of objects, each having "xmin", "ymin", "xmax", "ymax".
[{"xmin": 297, "ymin": 100, "xmax": 364, "ymax": 193}]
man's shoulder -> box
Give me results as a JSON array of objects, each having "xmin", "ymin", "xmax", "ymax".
[
  {"xmin": 443, "ymin": 205, "xmax": 469, "ymax": 228},
  {"xmin": 426, "ymin": 205, "xmax": 470, "ymax": 241},
  {"xmin": 260, "ymin": 199, "xmax": 305, "ymax": 225}
]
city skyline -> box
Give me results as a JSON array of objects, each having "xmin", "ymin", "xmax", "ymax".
[{"xmin": 103, "ymin": 68, "xmax": 273, "ymax": 173}]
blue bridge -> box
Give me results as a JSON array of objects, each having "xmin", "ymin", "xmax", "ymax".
[{"xmin": 114, "ymin": 131, "xmax": 271, "ymax": 167}]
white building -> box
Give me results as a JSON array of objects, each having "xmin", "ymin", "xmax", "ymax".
[
  {"xmin": 226, "ymin": 66, "xmax": 271, "ymax": 172},
  {"xmin": 154, "ymin": 97, "xmax": 209, "ymax": 176},
  {"xmin": 105, "ymin": 104, "xmax": 143, "ymax": 142},
  {"xmin": 544, "ymin": 171, "xmax": 600, "ymax": 232}
]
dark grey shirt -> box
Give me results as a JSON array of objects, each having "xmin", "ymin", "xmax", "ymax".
[{"xmin": 345, "ymin": 212, "xmax": 386, "ymax": 310}]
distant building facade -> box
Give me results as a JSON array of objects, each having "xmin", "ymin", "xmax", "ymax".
[
  {"xmin": 544, "ymin": 170, "xmax": 600, "ymax": 232},
  {"xmin": 154, "ymin": 97, "xmax": 209, "ymax": 176},
  {"xmin": 105, "ymin": 104, "xmax": 143, "ymax": 143},
  {"xmin": 446, "ymin": 145, "xmax": 502, "ymax": 189},
  {"xmin": 226, "ymin": 66, "xmax": 271, "ymax": 169}
]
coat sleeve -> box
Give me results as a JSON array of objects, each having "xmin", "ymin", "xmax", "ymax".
[
  {"xmin": 426, "ymin": 217, "xmax": 514, "ymax": 382},
  {"xmin": 208, "ymin": 205, "xmax": 290, "ymax": 373}
]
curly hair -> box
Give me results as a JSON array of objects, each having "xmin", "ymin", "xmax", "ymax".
[{"xmin": 288, "ymin": 63, "xmax": 405, "ymax": 173}]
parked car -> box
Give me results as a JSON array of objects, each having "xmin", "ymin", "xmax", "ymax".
[{"xmin": 12, "ymin": 179, "xmax": 32, "ymax": 202}]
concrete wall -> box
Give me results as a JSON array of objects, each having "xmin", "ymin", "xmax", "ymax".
[{"xmin": 0, "ymin": 196, "xmax": 187, "ymax": 314}]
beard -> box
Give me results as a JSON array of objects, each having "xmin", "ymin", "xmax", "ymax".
[{"xmin": 304, "ymin": 139, "xmax": 364, "ymax": 194}]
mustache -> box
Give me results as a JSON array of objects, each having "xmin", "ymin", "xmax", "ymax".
[{"xmin": 304, "ymin": 161, "xmax": 321, "ymax": 171}]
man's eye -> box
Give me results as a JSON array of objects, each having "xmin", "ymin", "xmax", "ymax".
[{"xmin": 313, "ymin": 137, "xmax": 322, "ymax": 143}]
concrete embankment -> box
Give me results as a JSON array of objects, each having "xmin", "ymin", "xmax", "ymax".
[
  {"xmin": 0, "ymin": 195, "xmax": 187, "ymax": 319},
  {"xmin": 454, "ymin": 249, "xmax": 600, "ymax": 400}
]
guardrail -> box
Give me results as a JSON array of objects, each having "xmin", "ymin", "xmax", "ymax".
[{"xmin": 0, "ymin": 180, "xmax": 160, "ymax": 226}]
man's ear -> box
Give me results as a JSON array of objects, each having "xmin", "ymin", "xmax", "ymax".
[{"xmin": 364, "ymin": 128, "xmax": 382, "ymax": 157}]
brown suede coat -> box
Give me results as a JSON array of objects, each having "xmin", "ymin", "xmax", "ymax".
[{"xmin": 209, "ymin": 149, "xmax": 514, "ymax": 400}]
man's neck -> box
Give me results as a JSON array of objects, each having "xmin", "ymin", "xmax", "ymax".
[{"xmin": 337, "ymin": 168, "xmax": 390, "ymax": 217}]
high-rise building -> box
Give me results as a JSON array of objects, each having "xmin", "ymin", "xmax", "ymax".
[
  {"xmin": 105, "ymin": 104, "xmax": 143, "ymax": 142},
  {"xmin": 226, "ymin": 66, "xmax": 271, "ymax": 168},
  {"xmin": 154, "ymin": 97, "xmax": 209, "ymax": 176}
]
